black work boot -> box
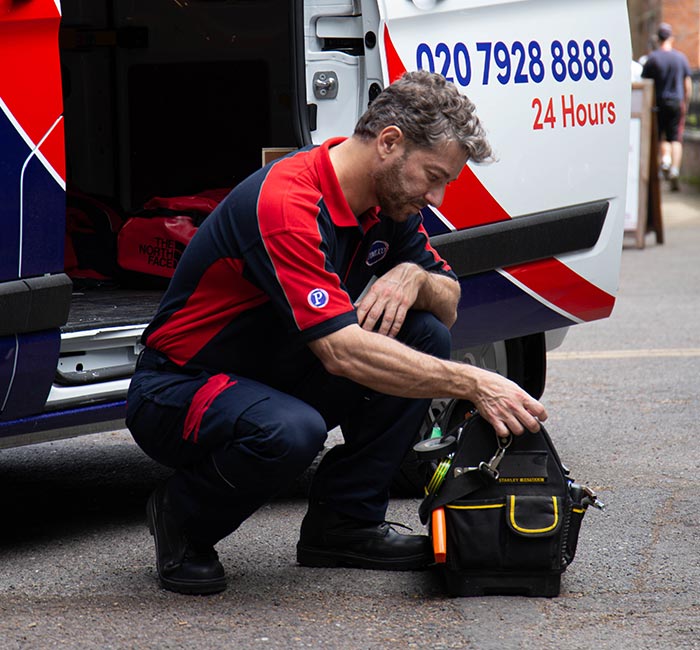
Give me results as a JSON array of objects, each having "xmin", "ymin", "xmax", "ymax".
[
  {"xmin": 296, "ymin": 503, "xmax": 432, "ymax": 570},
  {"xmin": 146, "ymin": 484, "xmax": 227, "ymax": 595}
]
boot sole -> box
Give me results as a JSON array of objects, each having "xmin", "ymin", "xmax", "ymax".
[
  {"xmin": 296, "ymin": 543, "xmax": 431, "ymax": 571},
  {"xmin": 146, "ymin": 493, "xmax": 227, "ymax": 595}
]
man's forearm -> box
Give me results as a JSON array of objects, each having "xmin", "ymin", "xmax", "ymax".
[
  {"xmin": 355, "ymin": 262, "xmax": 459, "ymax": 335},
  {"xmin": 309, "ymin": 323, "xmax": 547, "ymax": 437},
  {"xmin": 311, "ymin": 322, "xmax": 466, "ymax": 399}
]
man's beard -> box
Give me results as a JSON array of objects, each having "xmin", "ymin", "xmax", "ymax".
[{"xmin": 373, "ymin": 154, "xmax": 426, "ymax": 220}]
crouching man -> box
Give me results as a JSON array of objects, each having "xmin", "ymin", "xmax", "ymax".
[{"xmin": 126, "ymin": 71, "xmax": 547, "ymax": 594}]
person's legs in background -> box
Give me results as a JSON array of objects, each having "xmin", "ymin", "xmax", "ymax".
[
  {"xmin": 669, "ymin": 139, "xmax": 683, "ymax": 191},
  {"xmin": 658, "ymin": 100, "xmax": 684, "ymax": 191},
  {"xmin": 659, "ymin": 139, "xmax": 672, "ymax": 179}
]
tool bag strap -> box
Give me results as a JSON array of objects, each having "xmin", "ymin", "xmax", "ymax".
[{"xmin": 418, "ymin": 471, "xmax": 486, "ymax": 524}]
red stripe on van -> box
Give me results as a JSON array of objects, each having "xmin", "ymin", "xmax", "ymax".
[
  {"xmin": 0, "ymin": 1, "xmax": 65, "ymax": 181},
  {"xmin": 505, "ymin": 259, "xmax": 615, "ymax": 322}
]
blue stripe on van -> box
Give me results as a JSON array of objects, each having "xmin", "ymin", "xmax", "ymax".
[
  {"xmin": 0, "ymin": 110, "xmax": 64, "ymax": 282},
  {"xmin": 452, "ymin": 271, "xmax": 575, "ymax": 350}
]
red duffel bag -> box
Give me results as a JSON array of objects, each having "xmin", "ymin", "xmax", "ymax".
[{"xmin": 117, "ymin": 189, "xmax": 229, "ymax": 282}]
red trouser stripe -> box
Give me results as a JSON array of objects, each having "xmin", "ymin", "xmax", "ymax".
[{"xmin": 183, "ymin": 374, "xmax": 236, "ymax": 443}]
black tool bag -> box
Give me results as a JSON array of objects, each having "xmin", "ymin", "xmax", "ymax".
[{"xmin": 416, "ymin": 400, "xmax": 602, "ymax": 598}]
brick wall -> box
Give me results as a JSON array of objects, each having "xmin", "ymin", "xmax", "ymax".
[
  {"xmin": 662, "ymin": 0, "xmax": 700, "ymax": 67},
  {"xmin": 614, "ymin": 2, "xmax": 700, "ymax": 179}
]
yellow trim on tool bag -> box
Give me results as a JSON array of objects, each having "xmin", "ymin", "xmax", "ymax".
[
  {"xmin": 572, "ymin": 507, "xmax": 586, "ymax": 514},
  {"xmin": 446, "ymin": 503, "xmax": 505, "ymax": 511},
  {"xmin": 508, "ymin": 495, "xmax": 559, "ymax": 534}
]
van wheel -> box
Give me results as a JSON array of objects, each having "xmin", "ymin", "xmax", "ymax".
[{"xmin": 389, "ymin": 333, "xmax": 545, "ymax": 497}]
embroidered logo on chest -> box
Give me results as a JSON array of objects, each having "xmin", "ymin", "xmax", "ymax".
[{"xmin": 366, "ymin": 240, "xmax": 389, "ymax": 266}]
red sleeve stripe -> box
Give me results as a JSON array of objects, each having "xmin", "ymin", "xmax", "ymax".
[{"xmin": 256, "ymin": 158, "xmax": 355, "ymax": 332}]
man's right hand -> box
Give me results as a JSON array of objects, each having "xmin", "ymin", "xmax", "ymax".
[{"xmin": 467, "ymin": 365, "xmax": 547, "ymax": 438}]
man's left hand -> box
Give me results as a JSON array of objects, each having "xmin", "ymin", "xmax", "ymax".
[{"xmin": 355, "ymin": 263, "xmax": 426, "ymax": 337}]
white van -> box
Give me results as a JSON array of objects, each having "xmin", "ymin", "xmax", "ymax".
[{"xmin": 0, "ymin": 0, "xmax": 631, "ymax": 453}]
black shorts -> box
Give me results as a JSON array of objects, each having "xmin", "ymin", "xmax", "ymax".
[{"xmin": 657, "ymin": 99, "xmax": 685, "ymax": 142}]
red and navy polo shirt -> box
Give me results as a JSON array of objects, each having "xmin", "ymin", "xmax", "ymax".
[{"xmin": 142, "ymin": 137, "xmax": 456, "ymax": 375}]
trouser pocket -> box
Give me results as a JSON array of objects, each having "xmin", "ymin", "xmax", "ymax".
[{"xmin": 127, "ymin": 369, "xmax": 211, "ymax": 467}]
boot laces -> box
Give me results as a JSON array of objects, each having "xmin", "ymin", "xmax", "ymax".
[{"xmin": 384, "ymin": 520, "xmax": 414, "ymax": 533}]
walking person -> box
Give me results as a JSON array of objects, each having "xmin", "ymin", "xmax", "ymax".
[{"xmin": 642, "ymin": 22, "xmax": 692, "ymax": 191}]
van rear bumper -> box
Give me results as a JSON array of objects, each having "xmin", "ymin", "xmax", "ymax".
[
  {"xmin": 434, "ymin": 200, "xmax": 612, "ymax": 351},
  {"xmin": 430, "ymin": 200, "xmax": 608, "ymax": 278}
]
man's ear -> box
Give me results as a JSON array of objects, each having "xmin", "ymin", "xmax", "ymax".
[{"xmin": 376, "ymin": 126, "xmax": 404, "ymax": 160}]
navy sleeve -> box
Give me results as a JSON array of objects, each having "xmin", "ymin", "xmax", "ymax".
[{"xmin": 381, "ymin": 213, "xmax": 457, "ymax": 280}]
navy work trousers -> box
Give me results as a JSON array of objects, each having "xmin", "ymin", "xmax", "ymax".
[{"xmin": 126, "ymin": 311, "xmax": 451, "ymax": 546}]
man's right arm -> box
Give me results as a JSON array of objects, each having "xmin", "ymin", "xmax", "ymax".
[{"xmin": 308, "ymin": 323, "xmax": 546, "ymax": 438}]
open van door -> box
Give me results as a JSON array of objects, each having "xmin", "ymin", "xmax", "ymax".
[
  {"xmin": 302, "ymin": 0, "xmax": 631, "ymax": 357},
  {"xmin": 301, "ymin": 0, "xmax": 383, "ymax": 144},
  {"xmin": 0, "ymin": 1, "xmax": 71, "ymax": 423}
]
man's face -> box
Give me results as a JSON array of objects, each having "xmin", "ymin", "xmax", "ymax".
[{"xmin": 373, "ymin": 139, "xmax": 467, "ymax": 221}]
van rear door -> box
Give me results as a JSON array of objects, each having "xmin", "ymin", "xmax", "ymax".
[
  {"xmin": 375, "ymin": 0, "xmax": 632, "ymax": 351},
  {"xmin": 0, "ymin": 1, "xmax": 71, "ymax": 422},
  {"xmin": 302, "ymin": 0, "xmax": 631, "ymax": 352}
]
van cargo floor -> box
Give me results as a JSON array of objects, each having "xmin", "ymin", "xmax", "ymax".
[{"xmin": 63, "ymin": 287, "xmax": 163, "ymax": 333}]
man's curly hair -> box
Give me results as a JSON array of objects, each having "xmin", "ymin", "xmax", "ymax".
[{"xmin": 354, "ymin": 70, "xmax": 493, "ymax": 162}]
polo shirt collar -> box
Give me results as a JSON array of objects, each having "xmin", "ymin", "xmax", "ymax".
[{"xmin": 316, "ymin": 137, "xmax": 381, "ymax": 233}]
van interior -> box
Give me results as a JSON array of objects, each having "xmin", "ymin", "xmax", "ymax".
[{"xmin": 54, "ymin": 0, "xmax": 300, "ymax": 402}]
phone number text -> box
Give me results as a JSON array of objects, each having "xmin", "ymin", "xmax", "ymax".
[{"xmin": 415, "ymin": 39, "xmax": 614, "ymax": 86}]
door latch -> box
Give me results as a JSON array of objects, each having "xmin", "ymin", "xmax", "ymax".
[{"xmin": 312, "ymin": 71, "xmax": 338, "ymax": 99}]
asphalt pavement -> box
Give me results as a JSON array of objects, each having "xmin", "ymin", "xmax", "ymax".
[{"xmin": 0, "ymin": 183, "xmax": 699, "ymax": 649}]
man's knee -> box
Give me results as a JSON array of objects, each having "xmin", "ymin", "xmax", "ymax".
[
  {"xmin": 233, "ymin": 401, "xmax": 328, "ymax": 470},
  {"xmin": 398, "ymin": 311, "xmax": 452, "ymax": 359}
]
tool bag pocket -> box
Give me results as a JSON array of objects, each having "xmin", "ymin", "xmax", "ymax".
[
  {"xmin": 563, "ymin": 504, "xmax": 587, "ymax": 566},
  {"xmin": 444, "ymin": 495, "xmax": 564, "ymax": 572},
  {"xmin": 417, "ymin": 401, "xmax": 601, "ymax": 597}
]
